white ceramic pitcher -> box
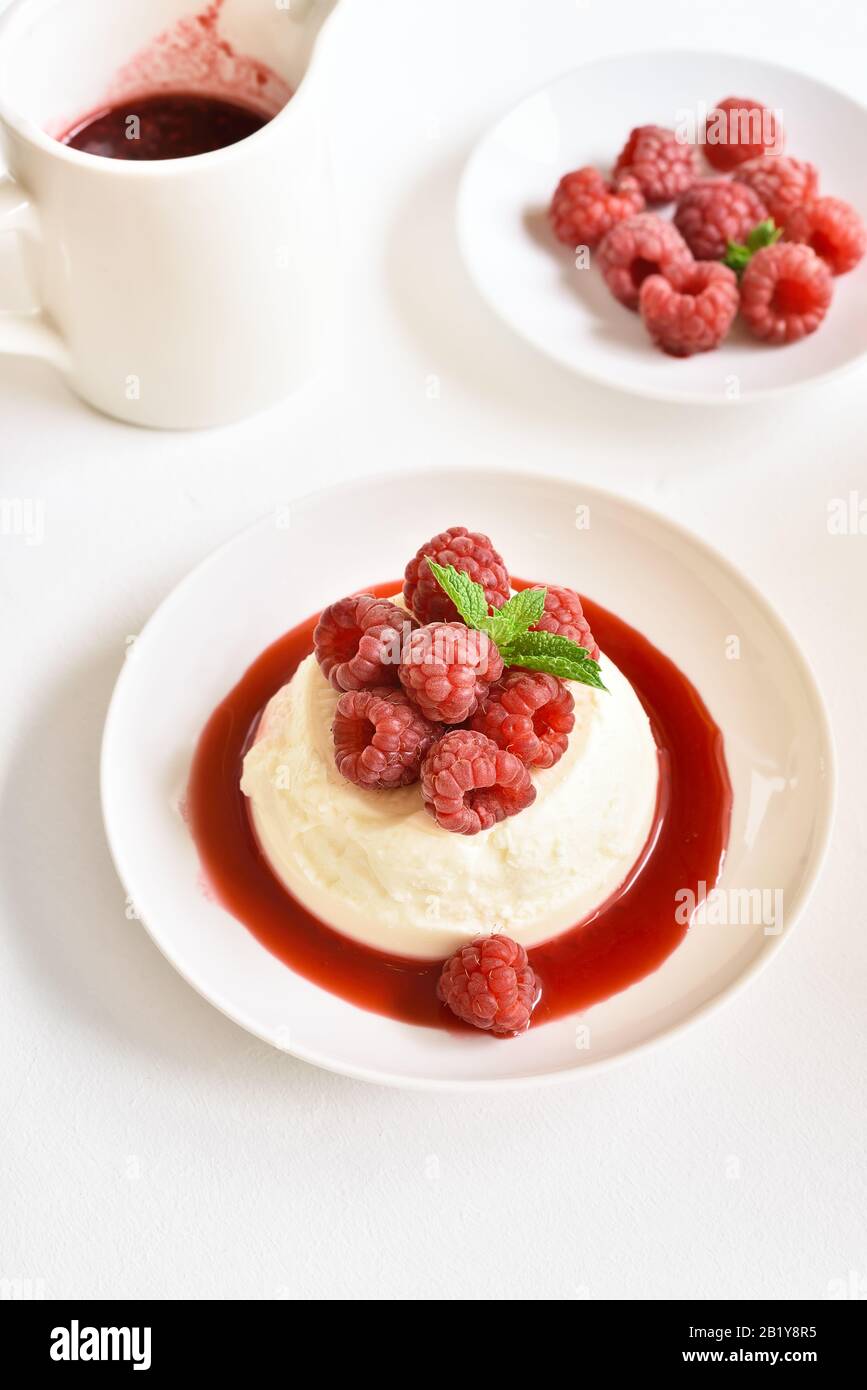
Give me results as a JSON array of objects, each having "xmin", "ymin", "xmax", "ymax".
[{"xmin": 0, "ymin": 0, "xmax": 341, "ymax": 428}]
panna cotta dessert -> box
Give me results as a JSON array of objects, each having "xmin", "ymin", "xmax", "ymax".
[
  {"xmin": 238, "ymin": 523, "xmax": 664, "ymax": 1036},
  {"xmin": 241, "ymin": 648, "xmax": 658, "ymax": 958},
  {"xmin": 189, "ymin": 523, "xmax": 730, "ymax": 1040}
]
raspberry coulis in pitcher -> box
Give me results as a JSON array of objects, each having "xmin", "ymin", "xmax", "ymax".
[
  {"xmin": 57, "ymin": 1, "xmax": 289, "ymax": 160},
  {"xmin": 62, "ymin": 93, "xmax": 268, "ymax": 160},
  {"xmin": 186, "ymin": 582, "xmax": 732, "ymax": 1030}
]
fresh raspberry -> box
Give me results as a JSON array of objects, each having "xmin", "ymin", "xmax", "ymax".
[
  {"xmin": 639, "ymin": 260, "xmax": 739, "ymax": 356},
  {"xmin": 403, "ymin": 526, "xmax": 510, "ymax": 625},
  {"xmin": 785, "ymin": 196, "xmax": 867, "ymax": 276},
  {"xmin": 703, "ymin": 97, "xmax": 783, "ymax": 172},
  {"xmin": 549, "ymin": 166, "xmax": 645, "ymax": 249},
  {"xmin": 437, "ymin": 934, "xmax": 538, "ymax": 1036},
  {"xmin": 398, "ymin": 623, "xmax": 503, "ymax": 724},
  {"xmin": 737, "ymin": 157, "xmax": 819, "ymax": 225},
  {"xmin": 314, "ymin": 594, "xmax": 415, "ymax": 692},
  {"xmin": 613, "ymin": 125, "xmax": 698, "ymax": 204},
  {"xmin": 597, "ymin": 214, "xmax": 693, "ymax": 310},
  {"xmin": 332, "ymin": 688, "xmax": 441, "ymax": 790},
  {"xmin": 421, "ymin": 729, "xmax": 535, "ymax": 835},
  {"xmin": 739, "ymin": 243, "xmax": 833, "ymax": 345},
  {"xmin": 471, "ymin": 670, "xmax": 575, "ymax": 770},
  {"xmin": 531, "ymin": 585, "xmax": 599, "ymax": 659},
  {"xmin": 673, "ymin": 178, "xmax": 769, "ymax": 261}
]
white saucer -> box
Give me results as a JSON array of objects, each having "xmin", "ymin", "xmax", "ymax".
[
  {"xmin": 101, "ymin": 468, "xmax": 835, "ymax": 1089},
  {"xmin": 457, "ymin": 51, "xmax": 867, "ymax": 403}
]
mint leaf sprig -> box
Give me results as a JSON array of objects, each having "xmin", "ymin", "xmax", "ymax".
[
  {"xmin": 426, "ymin": 559, "xmax": 607, "ymax": 692},
  {"xmin": 723, "ymin": 218, "xmax": 781, "ymax": 276}
]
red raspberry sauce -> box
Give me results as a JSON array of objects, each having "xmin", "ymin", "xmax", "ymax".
[
  {"xmin": 62, "ymin": 93, "xmax": 268, "ymax": 160},
  {"xmin": 186, "ymin": 582, "xmax": 732, "ymax": 1029}
]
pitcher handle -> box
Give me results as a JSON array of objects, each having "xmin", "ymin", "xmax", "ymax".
[{"xmin": 0, "ymin": 172, "xmax": 68, "ymax": 368}]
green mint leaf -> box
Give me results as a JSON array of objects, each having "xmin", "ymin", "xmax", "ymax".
[
  {"xmin": 500, "ymin": 630, "xmax": 608, "ymax": 691},
  {"xmin": 723, "ymin": 219, "xmax": 781, "ymax": 276},
  {"xmin": 426, "ymin": 560, "xmax": 489, "ymax": 629},
  {"xmin": 747, "ymin": 218, "xmax": 782, "ymax": 253},
  {"xmin": 487, "ymin": 586, "xmax": 547, "ymax": 648},
  {"xmin": 423, "ymin": 566, "xmax": 606, "ymax": 692},
  {"xmin": 722, "ymin": 241, "xmax": 751, "ymax": 274}
]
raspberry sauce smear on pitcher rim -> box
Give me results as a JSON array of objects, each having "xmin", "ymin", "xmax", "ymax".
[{"xmin": 186, "ymin": 581, "xmax": 732, "ymax": 1033}]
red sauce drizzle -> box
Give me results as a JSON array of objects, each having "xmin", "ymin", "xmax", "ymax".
[{"xmin": 187, "ymin": 582, "xmax": 732, "ymax": 1029}]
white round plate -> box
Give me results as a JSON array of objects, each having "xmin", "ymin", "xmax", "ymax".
[
  {"xmin": 101, "ymin": 469, "xmax": 835, "ymax": 1090},
  {"xmin": 457, "ymin": 51, "xmax": 867, "ymax": 403}
]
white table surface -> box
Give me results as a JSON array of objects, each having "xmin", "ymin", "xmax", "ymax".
[{"xmin": 1, "ymin": 0, "xmax": 865, "ymax": 1301}]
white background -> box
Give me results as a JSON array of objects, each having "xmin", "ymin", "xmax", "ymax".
[{"xmin": 1, "ymin": 0, "xmax": 866, "ymax": 1301}]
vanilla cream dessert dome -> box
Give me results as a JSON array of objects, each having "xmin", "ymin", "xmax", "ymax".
[{"xmin": 240, "ymin": 647, "xmax": 659, "ymax": 959}]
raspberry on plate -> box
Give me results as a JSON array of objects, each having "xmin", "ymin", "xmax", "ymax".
[
  {"xmin": 703, "ymin": 97, "xmax": 783, "ymax": 172},
  {"xmin": 438, "ymin": 934, "xmax": 539, "ymax": 1036},
  {"xmin": 639, "ymin": 260, "xmax": 739, "ymax": 357},
  {"xmin": 398, "ymin": 622, "xmax": 503, "ymax": 724},
  {"xmin": 333, "ymin": 688, "xmax": 441, "ymax": 790},
  {"xmin": 739, "ymin": 242, "xmax": 833, "ymax": 345},
  {"xmin": 613, "ymin": 125, "xmax": 698, "ymax": 204},
  {"xmin": 421, "ymin": 729, "xmax": 535, "ymax": 835},
  {"xmin": 549, "ymin": 166, "xmax": 645, "ymax": 249},
  {"xmin": 403, "ymin": 526, "xmax": 510, "ymax": 625},
  {"xmin": 673, "ymin": 178, "xmax": 769, "ymax": 261},
  {"xmin": 737, "ymin": 156, "xmax": 819, "ymax": 225},
  {"xmin": 314, "ymin": 594, "xmax": 415, "ymax": 692},
  {"xmin": 472, "ymin": 670, "xmax": 575, "ymax": 770},
  {"xmin": 531, "ymin": 584, "xmax": 599, "ymax": 660},
  {"xmin": 785, "ymin": 196, "xmax": 867, "ymax": 276},
  {"xmin": 597, "ymin": 214, "xmax": 693, "ymax": 311}
]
